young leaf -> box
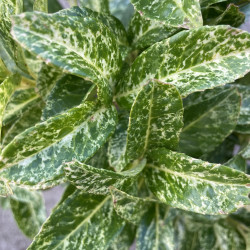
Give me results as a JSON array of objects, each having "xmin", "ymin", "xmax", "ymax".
[
  {"xmin": 28, "ymin": 191, "xmax": 124, "ymax": 250},
  {"xmin": 115, "ymin": 26, "xmax": 250, "ymax": 109},
  {"xmin": 0, "ymin": 74, "xmax": 21, "ymax": 143},
  {"xmin": 130, "ymin": 0, "xmax": 203, "ymax": 29},
  {"xmin": 125, "ymin": 80, "xmax": 183, "ymax": 164},
  {"xmin": 64, "ymin": 159, "xmax": 146, "ymax": 195},
  {"xmin": 128, "ymin": 12, "xmax": 181, "ymax": 51},
  {"xmin": 11, "ymin": 7, "xmax": 123, "ymax": 104},
  {"xmin": 10, "ymin": 186, "xmax": 46, "ymax": 239},
  {"xmin": 0, "ymin": 102, "xmax": 117, "ymax": 189},
  {"xmin": 146, "ymin": 148, "xmax": 250, "ymax": 215},
  {"xmin": 78, "ymin": 0, "xmax": 110, "ymax": 13},
  {"xmin": 180, "ymin": 87, "xmax": 241, "ymax": 158}
]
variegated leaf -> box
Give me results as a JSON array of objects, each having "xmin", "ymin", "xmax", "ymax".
[
  {"xmin": 10, "ymin": 186, "xmax": 46, "ymax": 239},
  {"xmin": 128, "ymin": 12, "xmax": 181, "ymax": 51},
  {"xmin": 0, "ymin": 102, "xmax": 117, "ymax": 189},
  {"xmin": 28, "ymin": 190, "xmax": 124, "ymax": 250},
  {"xmin": 200, "ymin": 0, "xmax": 227, "ymax": 8},
  {"xmin": 130, "ymin": 0, "xmax": 203, "ymax": 29},
  {"xmin": 11, "ymin": 7, "xmax": 123, "ymax": 104},
  {"xmin": 241, "ymin": 143, "xmax": 250, "ymax": 159},
  {"xmin": 33, "ymin": 0, "xmax": 48, "ymax": 12},
  {"xmin": 64, "ymin": 159, "xmax": 146, "ymax": 195},
  {"xmin": 3, "ymin": 87, "xmax": 40, "ymax": 126},
  {"xmin": 124, "ymin": 80, "xmax": 183, "ymax": 166},
  {"xmin": 0, "ymin": 74, "xmax": 21, "ymax": 144},
  {"xmin": 146, "ymin": 148, "xmax": 250, "ymax": 215},
  {"xmin": 0, "ymin": 0, "xmax": 30, "ymax": 77},
  {"xmin": 0, "ymin": 58, "xmax": 10, "ymax": 81},
  {"xmin": 226, "ymin": 154, "xmax": 246, "ymax": 172},
  {"xmin": 110, "ymin": 187, "xmax": 156, "ymax": 224},
  {"xmin": 78, "ymin": 0, "xmax": 110, "ymax": 13},
  {"xmin": 42, "ymin": 75, "xmax": 93, "ymax": 120},
  {"xmin": 115, "ymin": 26, "xmax": 250, "ymax": 109},
  {"xmin": 136, "ymin": 205, "xmax": 177, "ymax": 250},
  {"xmin": 180, "ymin": 87, "xmax": 241, "ymax": 158},
  {"xmin": 0, "ymin": 178, "xmax": 12, "ymax": 197},
  {"xmin": 2, "ymin": 96, "xmax": 44, "ymax": 146}
]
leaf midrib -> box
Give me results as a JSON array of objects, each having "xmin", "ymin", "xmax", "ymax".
[{"xmin": 147, "ymin": 164, "xmax": 249, "ymax": 186}]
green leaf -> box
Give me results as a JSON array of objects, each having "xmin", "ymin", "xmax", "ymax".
[
  {"xmin": 226, "ymin": 154, "xmax": 246, "ymax": 172},
  {"xmin": 241, "ymin": 143, "xmax": 250, "ymax": 159},
  {"xmin": 78, "ymin": 0, "xmax": 110, "ymax": 13},
  {"xmin": 0, "ymin": 0, "xmax": 30, "ymax": 77},
  {"xmin": 146, "ymin": 148, "xmax": 250, "ymax": 215},
  {"xmin": 115, "ymin": 26, "xmax": 250, "ymax": 109},
  {"xmin": 3, "ymin": 87, "xmax": 40, "ymax": 126},
  {"xmin": 0, "ymin": 102, "xmax": 117, "ymax": 189},
  {"xmin": 28, "ymin": 191, "xmax": 124, "ymax": 250},
  {"xmin": 0, "ymin": 178, "xmax": 12, "ymax": 197},
  {"xmin": 10, "ymin": 186, "xmax": 46, "ymax": 239},
  {"xmin": 33, "ymin": 0, "xmax": 48, "ymax": 12},
  {"xmin": 179, "ymin": 87, "xmax": 241, "ymax": 158},
  {"xmin": 0, "ymin": 74, "xmax": 21, "ymax": 143},
  {"xmin": 136, "ymin": 204, "xmax": 176, "ymax": 250},
  {"xmin": 0, "ymin": 58, "xmax": 10, "ymax": 81},
  {"xmin": 2, "ymin": 96, "xmax": 44, "ymax": 147},
  {"xmin": 200, "ymin": 0, "xmax": 227, "ymax": 8},
  {"xmin": 124, "ymin": 80, "xmax": 183, "ymax": 165},
  {"xmin": 128, "ymin": 12, "xmax": 181, "ymax": 51},
  {"xmin": 64, "ymin": 158, "xmax": 146, "ymax": 195},
  {"xmin": 42, "ymin": 75, "xmax": 93, "ymax": 120},
  {"xmin": 130, "ymin": 0, "xmax": 203, "ymax": 29},
  {"xmin": 110, "ymin": 187, "xmax": 155, "ymax": 225},
  {"xmin": 12, "ymin": 7, "xmax": 123, "ymax": 104}
]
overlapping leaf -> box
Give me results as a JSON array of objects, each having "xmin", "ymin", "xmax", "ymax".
[
  {"xmin": 11, "ymin": 7, "xmax": 123, "ymax": 104},
  {"xmin": 146, "ymin": 148, "xmax": 250, "ymax": 214},
  {"xmin": 130, "ymin": 0, "xmax": 203, "ymax": 29},
  {"xmin": 180, "ymin": 86, "xmax": 241, "ymax": 158},
  {"xmin": 10, "ymin": 186, "xmax": 46, "ymax": 239},
  {"xmin": 0, "ymin": 178, "xmax": 12, "ymax": 197},
  {"xmin": 65, "ymin": 159, "xmax": 146, "ymax": 195},
  {"xmin": 79, "ymin": 0, "xmax": 110, "ymax": 13},
  {"xmin": 0, "ymin": 101, "xmax": 117, "ymax": 189},
  {"xmin": 115, "ymin": 26, "xmax": 250, "ymax": 109},
  {"xmin": 28, "ymin": 190, "xmax": 124, "ymax": 250},
  {"xmin": 33, "ymin": 0, "xmax": 48, "ymax": 12}
]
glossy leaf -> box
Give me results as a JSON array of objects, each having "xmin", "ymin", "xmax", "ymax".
[
  {"xmin": 64, "ymin": 159, "xmax": 146, "ymax": 195},
  {"xmin": 78, "ymin": 0, "xmax": 110, "ymax": 13},
  {"xmin": 10, "ymin": 186, "xmax": 46, "ymax": 239},
  {"xmin": 28, "ymin": 191, "xmax": 124, "ymax": 250},
  {"xmin": 115, "ymin": 26, "xmax": 250, "ymax": 109},
  {"xmin": 125, "ymin": 80, "xmax": 183, "ymax": 164},
  {"xmin": 0, "ymin": 102, "xmax": 117, "ymax": 189},
  {"xmin": 12, "ymin": 7, "xmax": 123, "ymax": 104},
  {"xmin": 128, "ymin": 12, "xmax": 181, "ymax": 50},
  {"xmin": 146, "ymin": 148, "xmax": 250, "ymax": 215},
  {"xmin": 130, "ymin": 0, "xmax": 203, "ymax": 29},
  {"xmin": 180, "ymin": 87, "xmax": 241, "ymax": 158}
]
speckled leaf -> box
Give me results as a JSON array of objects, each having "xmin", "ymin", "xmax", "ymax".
[
  {"xmin": 33, "ymin": 0, "xmax": 48, "ymax": 12},
  {"xmin": 11, "ymin": 8, "xmax": 122, "ymax": 104},
  {"xmin": 42, "ymin": 75, "xmax": 93, "ymax": 120},
  {"xmin": 0, "ymin": 74, "xmax": 21, "ymax": 144},
  {"xmin": 125, "ymin": 80, "xmax": 183, "ymax": 165},
  {"xmin": 226, "ymin": 154, "xmax": 246, "ymax": 172},
  {"xmin": 233, "ymin": 73, "xmax": 250, "ymax": 134},
  {"xmin": 79, "ymin": 0, "xmax": 110, "ymax": 13},
  {"xmin": 146, "ymin": 148, "xmax": 250, "ymax": 215},
  {"xmin": 0, "ymin": 58, "xmax": 10, "ymax": 81},
  {"xmin": 130, "ymin": 0, "xmax": 203, "ymax": 29},
  {"xmin": 0, "ymin": 102, "xmax": 117, "ymax": 189},
  {"xmin": 36, "ymin": 64, "xmax": 64, "ymax": 101},
  {"xmin": 0, "ymin": 0, "xmax": 30, "ymax": 77},
  {"xmin": 64, "ymin": 159, "xmax": 146, "ymax": 195},
  {"xmin": 110, "ymin": 187, "xmax": 156, "ymax": 225},
  {"xmin": 0, "ymin": 178, "xmax": 12, "ymax": 197},
  {"xmin": 3, "ymin": 87, "xmax": 40, "ymax": 126},
  {"xmin": 108, "ymin": 112, "xmax": 129, "ymax": 172},
  {"xmin": 241, "ymin": 143, "xmax": 250, "ymax": 159},
  {"xmin": 136, "ymin": 205, "xmax": 177, "ymax": 250},
  {"xmin": 179, "ymin": 87, "xmax": 241, "ymax": 158},
  {"xmin": 10, "ymin": 186, "xmax": 46, "ymax": 239},
  {"xmin": 115, "ymin": 26, "xmax": 250, "ymax": 109},
  {"xmin": 109, "ymin": 0, "xmax": 134, "ymax": 28},
  {"xmin": 28, "ymin": 190, "xmax": 124, "ymax": 250},
  {"xmin": 2, "ymin": 96, "xmax": 44, "ymax": 147},
  {"xmin": 128, "ymin": 12, "xmax": 181, "ymax": 50}
]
